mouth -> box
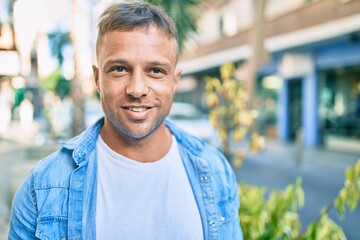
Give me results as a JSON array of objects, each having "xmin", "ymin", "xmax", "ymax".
[
  {"xmin": 121, "ymin": 105, "xmax": 155, "ymax": 121},
  {"xmin": 123, "ymin": 106, "xmax": 152, "ymax": 112}
]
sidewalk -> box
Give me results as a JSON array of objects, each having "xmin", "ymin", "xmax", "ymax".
[
  {"xmin": 1, "ymin": 122, "xmax": 359, "ymax": 238},
  {"xmin": 0, "ymin": 121, "xmax": 58, "ymax": 239},
  {"xmin": 237, "ymin": 138, "xmax": 360, "ymax": 239},
  {"xmin": 247, "ymin": 138, "xmax": 359, "ymax": 170}
]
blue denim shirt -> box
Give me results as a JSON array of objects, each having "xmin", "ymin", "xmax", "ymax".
[{"xmin": 9, "ymin": 118, "xmax": 243, "ymax": 240}]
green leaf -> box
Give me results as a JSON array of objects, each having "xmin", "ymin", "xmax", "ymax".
[{"xmin": 146, "ymin": 0, "xmax": 200, "ymax": 52}]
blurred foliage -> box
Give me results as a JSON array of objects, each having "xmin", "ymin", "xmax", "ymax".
[
  {"xmin": 38, "ymin": 67, "xmax": 62, "ymax": 92},
  {"xmin": 239, "ymin": 178, "xmax": 304, "ymax": 240},
  {"xmin": 205, "ymin": 62, "xmax": 360, "ymax": 239},
  {"xmin": 38, "ymin": 67, "xmax": 70, "ymax": 99},
  {"xmin": 146, "ymin": 0, "xmax": 200, "ymax": 52},
  {"xmin": 204, "ymin": 62, "xmax": 265, "ymax": 169},
  {"xmin": 38, "ymin": 32, "xmax": 71, "ymax": 98},
  {"xmin": 239, "ymin": 160, "xmax": 360, "ymax": 240},
  {"xmin": 298, "ymin": 160, "xmax": 360, "ymax": 240},
  {"xmin": 48, "ymin": 32, "xmax": 70, "ymax": 65}
]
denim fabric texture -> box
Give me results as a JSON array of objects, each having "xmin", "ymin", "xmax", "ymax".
[{"xmin": 9, "ymin": 117, "xmax": 243, "ymax": 240}]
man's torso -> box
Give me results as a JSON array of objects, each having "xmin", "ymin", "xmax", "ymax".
[{"xmin": 96, "ymin": 135, "xmax": 203, "ymax": 239}]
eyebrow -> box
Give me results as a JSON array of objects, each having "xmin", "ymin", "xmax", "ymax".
[
  {"xmin": 103, "ymin": 59, "xmax": 172, "ymax": 70},
  {"xmin": 147, "ymin": 61, "xmax": 172, "ymax": 70},
  {"xmin": 103, "ymin": 59, "xmax": 129, "ymax": 69}
]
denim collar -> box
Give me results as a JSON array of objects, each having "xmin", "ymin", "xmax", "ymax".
[{"xmin": 59, "ymin": 117, "xmax": 205, "ymax": 165}]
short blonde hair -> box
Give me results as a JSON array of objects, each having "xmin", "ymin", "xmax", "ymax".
[{"xmin": 96, "ymin": 2, "xmax": 179, "ymax": 61}]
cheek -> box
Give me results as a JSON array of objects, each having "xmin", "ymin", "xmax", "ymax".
[
  {"xmin": 154, "ymin": 80, "xmax": 177, "ymax": 95},
  {"xmin": 99, "ymin": 87, "xmax": 115, "ymax": 105},
  {"xmin": 157, "ymin": 86, "xmax": 176, "ymax": 101},
  {"xmin": 100, "ymin": 79, "xmax": 124, "ymax": 96}
]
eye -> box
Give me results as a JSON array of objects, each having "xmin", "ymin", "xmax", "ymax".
[
  {"xmin": 149, "ymin": 68, "xmax": 166, "ymax": 75},
  {"xmin": 107, "ymin": 65, "xmax": 128, "ymax": 75},
  {"xmin": 113, "ymin": 66, "xmax": 126, "ymax": 72}
]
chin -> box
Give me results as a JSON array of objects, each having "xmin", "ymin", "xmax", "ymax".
[
  {"xmin": 122, "ymin": 128, "xmax": 154, "ymax": 140},
  {"xmin": 117, "ymin": 123, "xmax": 157, "ymax": 140}
]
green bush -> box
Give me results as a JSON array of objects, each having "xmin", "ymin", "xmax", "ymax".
[
  {"xmin": 204, "ymin": 62, "xmax": 265, "ymax": 169},
  {"xmin": 239, "ymin": 178, "xmax": 303, "ymax": 240},
  {"xmin": 205, "ymin": 62, "xmax": 360, "ymax": 239},
  {"xmin": 239, "ymin": 159, "xmax": 360, "ymax": 240}
]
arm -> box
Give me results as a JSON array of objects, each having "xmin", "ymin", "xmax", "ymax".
[
  {"xmin": 8, "ymin": 172, "xmax": 38, "ymax": 239},
  {"xmin": 230, "ymin": 172, "xmax": 243, "ymax": 240},
  {"xmin": 217, "ymin": 149, "xmax": 243, "ymax": 240}
]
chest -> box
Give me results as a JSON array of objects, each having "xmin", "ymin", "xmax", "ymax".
[{"xmin": 96, "ymin": 147, "xmax": 203, "ymax": 239}]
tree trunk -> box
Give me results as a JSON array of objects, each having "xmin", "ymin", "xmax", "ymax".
[
  {"xmin": 71, "ymin": 0, "xmax": 92, "ymax": 136},
  {"xmin": 246, "ymin": 0, "xmax": 269, "ymax": 109}
]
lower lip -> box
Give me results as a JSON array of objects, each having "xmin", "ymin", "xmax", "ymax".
[{"xmin": 123, "ymin": 108, "xmax": 152, "ymax": 121}]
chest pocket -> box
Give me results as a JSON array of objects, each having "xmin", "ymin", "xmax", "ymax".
[
  {"xmin": 35, "ymin": 217, "xmax": 68, "ymax": 240},
  {"xmin": 34, "ymin": 187, "xmax": 70, "ymax": 239}
]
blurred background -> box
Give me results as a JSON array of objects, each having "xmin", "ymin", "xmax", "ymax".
[{"xmin": 0, "ymin": 0, "xmax": 359, "ymax": 239}]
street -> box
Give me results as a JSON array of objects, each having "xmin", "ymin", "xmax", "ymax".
[
  {"xmin": 1, "ymin": 126, "xmax": 360, "ymax": 239},
  {"xmin": 0, "ymin": 122, "xmax": 58, "ymax": 239},
  {"xmin": 237, "ymin": 139, "xmax": 360, "ymax": 240}
]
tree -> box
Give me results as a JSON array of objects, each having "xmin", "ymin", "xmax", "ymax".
[
  {"xmin": 146, "ymin": 0, "xmax": 200, "ymax": 52},
  {"xmin": 204, "ymin": 62, "xmax": 265, "ymax": 169},
  {"xmin": 70, "ymin": 0, "xmax": 92, "ymax": 136},
  {"xmin": 246, "ymin": 0, "xmax": 269, "ymax": 109},
  {"xmin": 41, "ymin": 32, "xmax": 71, "ymax": 99},
  {"xmin": 205, "ymin": 62, "xmax": 360, "ymax": 239}
]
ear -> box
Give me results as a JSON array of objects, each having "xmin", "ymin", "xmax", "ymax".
[
  {"xmin": 173, "ymin": 68, "xmax": 182, "ymax": 93},
  {"xmin": 92, "ymin": 65, "xmax": 99, "ymax": 90}
]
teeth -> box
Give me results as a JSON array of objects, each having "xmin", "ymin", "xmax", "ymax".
[{"xmin": 128, "ymin": 107, "xmax": 147, "ymax": 112}]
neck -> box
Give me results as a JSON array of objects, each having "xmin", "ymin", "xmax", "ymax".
[{"xmin": 100, "ymin": 122, "xmax": 173, "ymax": 163}]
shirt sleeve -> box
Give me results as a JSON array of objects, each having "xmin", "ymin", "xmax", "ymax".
[
  {"xmin": 8, "ymin": 171, "xmax": 38, "ymax": 239},
  {"xmin": 214, "ymin": 147, "xmax": 244, "ymax": 240},
  {"xmin": 230, "ymin": 172, "xmax": 243, "ymax": 240}
]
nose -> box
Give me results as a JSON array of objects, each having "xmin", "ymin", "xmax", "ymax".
[{"xmin": 125, "ymin": 70, "xmax": 149, "ymax": 98}]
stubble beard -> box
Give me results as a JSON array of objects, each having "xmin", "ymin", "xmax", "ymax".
[
  {"xmin": 107, "ymin": 110, "xmax": 167, "ymax": 140},
  {"xmin": 101, "ymin": 95, "xmax": 169, "ymax": 140}
]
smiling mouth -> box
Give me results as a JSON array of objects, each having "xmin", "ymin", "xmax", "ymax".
[
  {"xmin": 122, "ymin": 106, "xmax": 152, "ymax": 121},
  {"xmin": 123, "ymin": 106, "xmax": 154, "ymax": 113},
  {"xmin": 126, "ymin": 107, "xmax": 148, "ymax": 112}
]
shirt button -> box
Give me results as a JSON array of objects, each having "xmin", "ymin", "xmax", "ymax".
[
  {"xmin": 210, "ymin": 220, "xmax": 216, "ymax": 227},
  {"xmin": 220, "ymin": 216, "xmax": 226, "ymax": 222},
  {"xmin": 75, "ymin": 182, "xmax": 81, "ymax": 188},
  {"xmin": 200, "ymin": 175, "xmax": 208, "ymax": 181},
  {"xmin": 61, "ymin": 237, "xmax": 67, "ymax": 240},
  {"xmin": 73, "ymin": 233, "xmax": 79, "ymax": 240}
]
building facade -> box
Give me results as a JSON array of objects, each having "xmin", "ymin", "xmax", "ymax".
[{"xmin": 178, "ymin": 0, "xmax": 360, "ymax": 153}]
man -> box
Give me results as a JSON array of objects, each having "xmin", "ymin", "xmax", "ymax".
[{"xmin": 9, "ymin": 2, "xmax": 243, "ymax": 239}]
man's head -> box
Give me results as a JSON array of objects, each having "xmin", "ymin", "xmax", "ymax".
[
  {"xmin": 93, "ymin": 2, "xmax": 181, "ymax": 142},
  {"xmin": 96, "ymin": 2, "xmax": 179, "ymax": 62}
]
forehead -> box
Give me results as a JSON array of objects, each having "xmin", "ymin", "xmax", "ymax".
[{"xmin": 97, "ymin": 27, "xmax": 178, "ymax": 65}]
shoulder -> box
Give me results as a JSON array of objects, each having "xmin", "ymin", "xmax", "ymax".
[
  {"xmin": 30, "ymin": 146, "xmax": 76, "ymax": 189},
  {"xmin": 30, "ymin": 118, "xmax": 103, "ymax": 189},
  {"xmin": 201, "ymin": 143, "xmax": 232, "ymax": 174},
  {"xmin": 166, "ymin": 118, "xmax": 233, "ymax": 175},
  {"xmin": 9, "ymin": 146, "xmax": 77, "ymax": 237}
]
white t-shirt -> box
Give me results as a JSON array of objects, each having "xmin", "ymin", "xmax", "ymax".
[{"xmin": 96, "ymin": 135, "xmax": 203, "ymax": 240}]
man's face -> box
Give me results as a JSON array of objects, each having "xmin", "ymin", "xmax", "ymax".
[{"xmin": 93, "ymin": 26, "xmax": 180, "ymax": 140}]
